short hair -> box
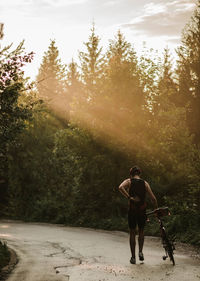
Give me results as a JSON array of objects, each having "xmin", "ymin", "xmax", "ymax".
[{"xmin": 130, "ymin": 166, "xmax": 141, "ymax": 176}]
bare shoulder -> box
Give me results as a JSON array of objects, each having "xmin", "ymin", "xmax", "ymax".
[
  {"xmin": 119, "ymin": 178, "xmax": 131, "ymax": 188},
  {"xmin": 144, "ymin": 181, "xmax": 155, "ymax": 195},
  {"xmin": 144, "ymin": 180, "xmax": 151, "ymax": 190}
]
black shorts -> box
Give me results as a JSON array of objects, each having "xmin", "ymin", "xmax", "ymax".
[{"xmin": 128, "ymin": 209, "xmax": 146, "ymax": 230}]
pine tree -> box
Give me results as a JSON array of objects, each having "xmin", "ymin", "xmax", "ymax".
[
  {"xmin": 67, "ymin": 59, "xmax": 80, "ymax": 102},
  {"xmin": 37, "ymin": 40, "xmax": 69, "ymax": 120},
  {"xmin": 70, "ymin": 24, "xmax": 104, "ymax": 127},
  {"xmin": 177, "ymin": 1, "xmax": 200, "ymax": 143},
  {"xmin": 106, "ymin": 30, "xmax": 143, "ymax": 106},
  {"xmin": 66, "ymin": 59, "xmax": 83, "ymax": 119},
  {"xmin": 153, "ymin": 48, "xmax": 178, "ymax": 115},
  {"xmin": 103, "ymin": 31, "xmax": 145, "ymax": 142},
  {"xmin": 67, "ymin": 59, "xmax": 80, "ymax": 88},
  {"xmin": 150, "ymin": 48, "xmax": 190, "ymax": 160},
  {"xmin": 37, "ymin": 40, "xmax": 66, "ymax": 99},
  {"xmin": 74, "ymin": 30, "xmax": 147, "ymax": 152},
  {"xmin": 79, "ymin": 24, "xmax": 104, "ymax": 97},
  {"xmin": 107, "ymin": 30, "xmax": 135, "ymax": 62}
]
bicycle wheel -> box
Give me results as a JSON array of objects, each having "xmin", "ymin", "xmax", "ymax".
[
  {"xmin": 166, "ymin": 242, "xmax": 175, "ymax": 265},
  {"xmin": 161, "ymin": 229, "xmax": 175, "ymax": 265}
]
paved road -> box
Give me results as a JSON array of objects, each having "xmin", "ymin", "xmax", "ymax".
[{"xmin": 0, "ymin": 220, "xmax": 199, "ymax": 281}]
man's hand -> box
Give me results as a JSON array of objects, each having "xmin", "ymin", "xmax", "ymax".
[{"xmin": 130, "ymin": 196, "xmax": 140, "ymax": 202}]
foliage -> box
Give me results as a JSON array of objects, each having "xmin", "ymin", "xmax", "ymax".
[
  {"xmin": 79, "ymin": 24, "xmax": 104, "ymax": 91},
  {"xmin": 8, "ymin": 103, "xmax": 64, "ymax": 219},
  {"xmin": 3, "ymin": 4, "xmax": 200, "ymax": 247},
  {"xmin": 0, "ymin": 241, "xmax": 10, "ymax": 271},
  {"xmin": 177, "ymin": 1, "xmax": 200, "ymax": 143},
  {"xmin": 36, "ymin": 40, "xmax": 69, "ymax": 121},
  {"xmin": 37, "ymin": 40, "xmax": 66, "ymax": 98},
  {"xmin": 0, "ymin": 42, "xmax": 33, "ymax": 213}
]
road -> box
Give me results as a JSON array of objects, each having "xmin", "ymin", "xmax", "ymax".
[{"xmin": 0, "ymin": 220, "xmax": 199, "ymax": 281}]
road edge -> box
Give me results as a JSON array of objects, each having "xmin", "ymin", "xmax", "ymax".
[{"xmin": 0, "ymin": 247, "xmax": 18, "ymax": 281}]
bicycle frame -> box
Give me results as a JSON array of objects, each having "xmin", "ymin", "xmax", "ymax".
[
  {"xmin": 147, "ymin": 207, "xmax": 175, "ymax": 265},
  {"xmin": 157, "ymin": 216, "xmax": 170, "ymax": 260}
]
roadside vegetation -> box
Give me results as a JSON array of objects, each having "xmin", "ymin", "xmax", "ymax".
[
  {"xmin": 0, "ymin": 241, "xmax": 10, "ymax": 271},
  {"xmin": 0, "ymin": 2, "xmax": 200, "ymax": 247}
]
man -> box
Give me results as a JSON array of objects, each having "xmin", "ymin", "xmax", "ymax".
[{"xmin": 119, "ymin": 166, "xmax": 158, "ymax": 264}]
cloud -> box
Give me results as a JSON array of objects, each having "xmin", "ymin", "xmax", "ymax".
[
  {"xmin": 0, "ymin": 0, "xmax": 88, "ymax": 6},
  {"xmin": 0, "ymin": 0, "xmax": 89, "ymax": 17},
  {"xmin": 41, "ymin": 0, "xmax": 88, "ymax": 7},
  {"xmin": 167, "ymin": 37, "xmax": 180, "ymax": 44},
  {"xmin": 102, "ymin": 0, "xmax": 121, "ymax": 7},
  {"xmin": 0, "ymin": 0, "xmax": 92, "ymax": 27},
  {"xmin": 122, "ymin": 0, "xmax": 196, "ymax": 39}
]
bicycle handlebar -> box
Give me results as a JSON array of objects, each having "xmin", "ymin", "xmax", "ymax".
[{"xmin": 146, "ymin": 207, "xmax": 169, "ymax": 217}]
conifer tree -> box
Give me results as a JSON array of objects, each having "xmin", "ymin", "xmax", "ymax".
[
  {"xmin": 37, "ymin": 40, "xmax": 69, "ymax": 120},
  {"xmin": 67, "ymin": 59, "xmax": 80, "ymax": 101},
  {"xmin": 150, "ymin": 48, "xmax": 190, "ymax": 160},
  {"xmin": 79, "ymin": 24, "xmax": 104, "ymax": 97},
  {"xmin": 153, "ymin": 48, "xmax": 178, "ymax": 115},
  {"xmin": 108, "ymin": 30, "xmax": 144, "ymax": 108},
  {"xmin": 66, "ymin": 59, "xmax": 82, "ymax": 119},
  {"xmin": 71, "ymin": 24, "xmax": 104, "ymax": 127},
  {"xmin": 101, "ymin": 31, "xmax": 145, "ymax": 145},
  {"xmin": 67, "ymin": 59, "xmax": 80, "ymax": 88},
  {"xmin": 107, "ymin": 30, "xmax": 135, "ymax": 62},
  {"xmin": 37, "ymin": 40, "xmax": 66, "ymax": 101},
  {"xmin": 177, "ymin": 1, "xmax": 200, "ymax": 143}
]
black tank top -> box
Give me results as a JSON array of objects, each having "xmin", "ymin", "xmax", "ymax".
[{"xmin": 129, "ymin": 178, "xmax": 146, "ymax": 209}]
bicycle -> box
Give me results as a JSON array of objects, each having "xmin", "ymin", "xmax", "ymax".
[{"xmin": 146, "ymin": 207, "xmax": 175, "ymax": 266}]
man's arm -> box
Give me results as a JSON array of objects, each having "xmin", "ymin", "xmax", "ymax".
[
  {"xmin": 119, "ymin": 179, "xmax": 140, "ymax": 202},
  {"xmin": 118, "ymin": 179, "xmax": 130, "ymax": 199},
  {"xmin": 145, "ymin": 181, "xmax": 158, "ymax": 209}
]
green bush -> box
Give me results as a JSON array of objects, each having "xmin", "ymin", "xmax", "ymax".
[{"xmin": 0, "ymin": 241, "xmax": 10, "ymax": 271}]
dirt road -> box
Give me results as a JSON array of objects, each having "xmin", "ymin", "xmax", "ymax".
[{"xmin": 0, "ymin": 220, "xmax": 199, "ymax": 281}]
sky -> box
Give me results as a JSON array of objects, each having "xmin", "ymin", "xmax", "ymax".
[{"xmin": 0, "ymin": 0, "xmax": 197, "ymax": 79}]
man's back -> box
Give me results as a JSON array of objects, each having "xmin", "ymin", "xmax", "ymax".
[{"xmin": 129, "ymin": 178, "xmax": 146, "ymax": 207}]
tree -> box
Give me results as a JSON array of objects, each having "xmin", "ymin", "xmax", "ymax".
[
  {"xmin": 37, "ymin": 40, "xmax": 69, "ymax": 121},
  {"xmin": 67, "ymin": 59, "xmax": 80, "ymax": 90},
  {"xmin": 79, "ymin": 24, "xmax": 104, "ymax": 98},
  {"xmin": 8, "ymin": 104, "xmax": 64, "ymax": 219},
  {"xmin": 97, "ymin": 30, "xmax": 145, "ymax": 150},
  {"xmin": 177, "ymin": 1, "xmax": 200, "ymax": 143},
  {"xmin": 153, "ymin": 48, "xmax": 178, "ymax": 116},
  {"xmin": 70, "ymin": 24, "xmax": 104, "ymax": 128},
  {"xmin": 0, "ymin": 41, "xmax": 33, "ymax": 212},
  {"xmin": 106, "ymin": 30, "xmax": 144, "ymax": 108},
  {"xmin": 66, "ymin": 59, "xmax": 82, "ymax": 119}
]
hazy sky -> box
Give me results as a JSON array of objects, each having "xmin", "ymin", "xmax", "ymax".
[{"xmin": 0, "ymin": 0, "xmax": 197, "ymax": 79}]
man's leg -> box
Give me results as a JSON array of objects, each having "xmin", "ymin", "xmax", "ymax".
[
  {"xmin": 128, "ymin": 210, "xmax": 137, "ymax": 264},
  {"xmin": 137, "ymin": 211, "xmax": 146, "ymax": 261},
  {"xmin": 129, "ymin": 228, "xmax": 136, "ymax": 263},
  {"xmin": 138, "ymin": 227, "xmax": 144, "ymax": 253}
]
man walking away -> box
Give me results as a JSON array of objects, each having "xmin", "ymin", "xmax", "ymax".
[{"xmin": 119, "ymin": 166, "xmax": 158, "ymax": 264}]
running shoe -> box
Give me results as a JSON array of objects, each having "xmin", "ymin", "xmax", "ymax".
[
  {"xmin": 130, "ymin": 257, "xmax": 136, "ymax": 264},
  {"xmin": 139, "ymin": 252, "xmax": 144, "ymax": 261}
]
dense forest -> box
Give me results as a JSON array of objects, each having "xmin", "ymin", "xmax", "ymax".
[{"xmin": 0, "ymin": 3, "xmax": 200, "ymax": 246}]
